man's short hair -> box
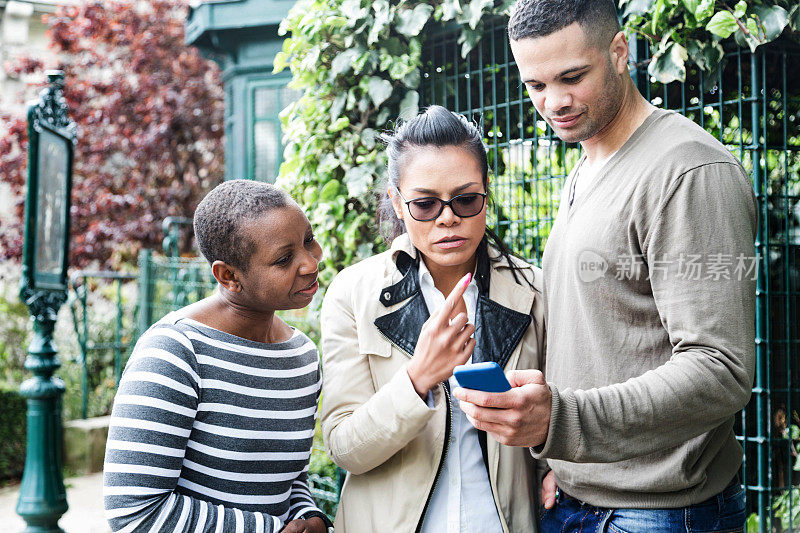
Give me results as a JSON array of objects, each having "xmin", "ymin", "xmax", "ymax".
[
  {"xmin": 194, "ymin": 179, "xmax": 292, "ymax": 271},
  {"xmin": 508, "ymin": 0, "xmax": 621, "ymax": 47}
]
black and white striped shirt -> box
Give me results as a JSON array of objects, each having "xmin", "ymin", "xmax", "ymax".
[{"xmin": 103, "ymin": 313, "xmax": 326, "ymax": 532}]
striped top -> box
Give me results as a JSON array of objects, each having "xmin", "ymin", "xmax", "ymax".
[{"xmin": 103, "ymin": 313, "xmax": 326, "ymax": 533}]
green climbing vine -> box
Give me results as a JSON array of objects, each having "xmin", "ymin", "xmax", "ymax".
[{"xmin": 623, "ymin": 0, "xmax": 799, "ymax": 83}]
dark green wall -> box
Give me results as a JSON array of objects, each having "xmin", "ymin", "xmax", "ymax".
[{"xmin": 186, "ymin": 0, "xmax": 295, "ymax": 182}]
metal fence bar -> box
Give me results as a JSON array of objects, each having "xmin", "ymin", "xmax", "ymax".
[
  {"xmin": 750, "ymin": 50, "xmax": 769, "ymax": 531},
  {"xmin": 780, "ymin": 46, "xmax": 795, "ymax": 531},
  {"xmin": 137, "ymin": 248, "xmax": 154, "ymax": 336}
]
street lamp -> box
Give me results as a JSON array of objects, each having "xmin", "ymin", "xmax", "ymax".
[{"xmin": 16, "ymin": 70, "xmax": 76, "ymax": 533}]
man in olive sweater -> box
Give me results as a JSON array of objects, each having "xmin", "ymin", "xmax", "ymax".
[{"xmin": 454, "ymin": 0, "xmax": 757, "ymax": 530}]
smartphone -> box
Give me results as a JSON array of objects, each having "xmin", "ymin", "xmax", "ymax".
[{"xmin": 453, "ymin": 362, "xmax": 512, "ymax": 393}]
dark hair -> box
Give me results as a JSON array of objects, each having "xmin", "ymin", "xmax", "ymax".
[
  {"xmin": 508, "ymin": 0, "xmax": 620, "ymax": 46},
  {"xmin": 378, "ymin": 105, "xmax": 532, "ymax": 286},
  {"xmin": 194, "ymin": 179, "xmax": 292, "ymax": 271}
]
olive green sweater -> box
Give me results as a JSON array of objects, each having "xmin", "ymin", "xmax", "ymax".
[{"xmin": 534, "ymin": 109, "xmax": 757, "ymax": 507}]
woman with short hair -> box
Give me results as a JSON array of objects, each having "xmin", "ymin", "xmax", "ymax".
[{"xmin": 104, "ymin": 180, "xmax": 331, "ymax": 533}]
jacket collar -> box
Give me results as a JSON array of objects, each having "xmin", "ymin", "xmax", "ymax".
[{"xmin": 374, "ymin": 234, "xmax": 533, "ymax": 368}]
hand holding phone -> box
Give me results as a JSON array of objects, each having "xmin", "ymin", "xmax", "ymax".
[{"xmin": 453, "ymin": 361, "xmax": 511, "ymax": 393}]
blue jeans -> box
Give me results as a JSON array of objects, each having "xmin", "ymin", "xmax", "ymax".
[{"xmin": 540, "ymin": 481, "xmax": 746, "ymax": 533}]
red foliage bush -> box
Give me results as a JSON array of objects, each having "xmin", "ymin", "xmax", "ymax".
[{"xmin": 0, "ymin": 0, "xmax": 224, "ymax": 268}]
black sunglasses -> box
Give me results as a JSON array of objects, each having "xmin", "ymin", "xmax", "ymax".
[{"xmin": 396, "ymin": 189, "xmax": 487, "ymax": 222}]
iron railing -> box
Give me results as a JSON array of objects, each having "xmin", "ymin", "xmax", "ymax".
[{"xmin": 68, "ymin": 271, "xmax": 137, "ymax": 420}]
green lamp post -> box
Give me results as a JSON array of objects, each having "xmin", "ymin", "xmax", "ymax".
[{"xmin": 16, "ymin": 70, "xmax": 76, "ymax": 533}]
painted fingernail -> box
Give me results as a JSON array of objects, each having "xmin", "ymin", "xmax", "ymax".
[{"xmin": 463, "ymin": 272, "xmax": 472, "ymax": 286}]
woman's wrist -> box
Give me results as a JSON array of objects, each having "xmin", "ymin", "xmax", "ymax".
[{"xmin": 407, "ymin": 361, "xmax": 431, "ymax": 398}]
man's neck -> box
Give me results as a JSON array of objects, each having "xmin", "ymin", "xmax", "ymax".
[{"xmin": 581, "ymin": 80, "xmax": 655, "ymax": 164}]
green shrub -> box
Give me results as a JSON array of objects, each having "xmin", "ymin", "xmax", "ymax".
[
  {"xmin": 0, "ymin": 388, "xmax": 27, "ymax": 485},
  {"xmin": 0, "ymin": 282, "xmax": 33, "ymax": 387}
]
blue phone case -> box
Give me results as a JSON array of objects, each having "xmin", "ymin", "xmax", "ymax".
[{"xmin": 453, "ymin": 362, "xmax": 511, "ymax": 393}]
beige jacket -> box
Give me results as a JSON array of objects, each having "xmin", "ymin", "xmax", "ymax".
[{"xmin": 320, "ymin": 234, "xmax": 546, "ymax": 533}]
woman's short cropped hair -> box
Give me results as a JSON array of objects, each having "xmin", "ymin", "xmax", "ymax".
[{"xmin": 193, "ymin": 179, "xmax": 291, "ymax": 271}]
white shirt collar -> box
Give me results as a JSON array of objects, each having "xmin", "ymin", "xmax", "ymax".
[
  {"xmin": 417, "ymin": 257, "xmax": 479, "ymax": 327},
  {"xmin": 418, "ymin": 257, "xmax": 479, "ymax": 299}
]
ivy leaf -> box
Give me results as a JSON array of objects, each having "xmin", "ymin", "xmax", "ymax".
[
  {"xmin": 795, "ymin": 453, "xmax": 800, "ymax": 472},
  {"xmin": 398, "ymin": 90, "xmax": 419, "ymax": 120},
  {"xmin": 341, "ymin": 0, "xmax": 367, "ymax": 27},
  {"xmin": 330, "ymin": 93, "xmax": 347, "ymax": 121},
  {"xmin": 357, "ymin": 243, "xmax": 374, "ymax": 260},
  {"xmin": 319, "ymin": 180, "xmax": 341, "ymax": 202},
  {"xmin": 681, "ymin": 0, "xmax": 699, "ymax": 16},
  {"xmin": 746, "ymin": 16, "xmax": 759, "ymax": 38},
  {"xmin": 751, "ymin": 4, "xmax": 789, "ymax": 42},
  {"xmin": 273, "ymin": 51, "xmax": 290, "ymax": 74},
  {"xmin": 623, "ymin": 0, "xmax": 655, "ymax": 18},
  {"xmin": 376, "ymin": 107, "xmax": 391, "ymax": 126},
  {"xmin": 328, "ymin": 116, "xmax": 350, "ymax": 132},
  {"xmin": 318, "ymin": 153, "xmax": 341, "ymax": 174},
  {"xmin": 700, "ymin": 55, "xmax": 725, "ymax": 90},
  {"xmin": 734, "ymin": 27, "xmax": 760, "ymax": 53},
  {"xmin": 694, "ymin": 0, "xmax": 714, "ymax": 22},
  {"xmin": 648, "ymin": 41, "xmax": 688, "ymax": 83},
  {"xmin": 441, "ymin": 0, "xmax": 462, "ymax": 21},
  {"xmin": 344, "ymin": 165, "xmax": 373, "ymax": 197},
  {"xmin": 380, "ymin": 37, "xmax": 406, "ymax": 57},
  {"xmin": 706, "ymin": 11, "xmax": 739, "ymax": 39},
  {"xmin": 396, "ymin": 4, "xmax": 434, "ymax": 37},
  {"xmin": 686, "ymin": 40, "xmax": 723, "ymax": 72},
  {"xmin": 368, "ymin": 0, "xmax": 392, "ymax": 44},
  {"xmin": 361, "ymin": 128, "xmax": 378, "ymax": 150},
  {"xmin": 402, "ymin": 68, "xmax": 421, "ymax": 89},
  {"xmin": 791, "ymin": 424, "xmax": 800, "ymax": 441},
  {"xmin": 302, "ymin": 186, "xmax": 318, "ymax": 205},
  {"xmin": 790, "ymin": 5, "xmax": 800, "ymax": 32},
  {"xmin": 651, "ymin": 0, "xmax": 668, "ymax": 35},
  {"xmin": 459, "ymin": 27, "xmax": 483, "ymax": 57},
  {"xmin": 367, "ymin": 77, "xmax": 393, "ymax": 107},
  {"xmin": 331, "ymin": 48, "xmax": 360, "ymax": 77},
  {"xmin": 733, "ymin": 1, "xmax": 747, "ymax": 20},
  {"xmin": 460, "ymin": 0, "xmax": 493, "ymax": 29}
]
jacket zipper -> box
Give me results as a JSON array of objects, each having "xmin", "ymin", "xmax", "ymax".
[
  {"xmin": 374, "ymin": 330, "xmax": 453, "ymax": 533},
  {"xmin": 415, "ymin": 382, "xmax": 452, "ymax": 533}
]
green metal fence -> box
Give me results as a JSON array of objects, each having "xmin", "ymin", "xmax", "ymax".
[
  {"xmin": 421, "ymin": 18, "xmax": 800, "ymax": 531},
  {"xmin": 136, "ymin": 250, "xmax": 215, "ymax": 333},
  {"xmin": 69, "ymin": 271, "xmax": 137, "ymax": 420}
]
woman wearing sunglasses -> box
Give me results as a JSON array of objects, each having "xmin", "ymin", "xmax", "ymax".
[{"xmin": 319, "ymin": 105, "xmax": 547, "ymax": 532}]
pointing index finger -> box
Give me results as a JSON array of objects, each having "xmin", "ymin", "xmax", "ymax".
[{"xmin": 437, "ymin": 272, "xmax": 472, "ymax": 325}]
